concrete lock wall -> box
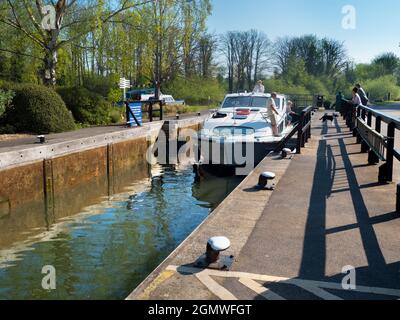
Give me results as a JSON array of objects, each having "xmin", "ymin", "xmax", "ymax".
[{"xmin": 0, "ymin": 117, "xmax": 206, "ymax": 249}]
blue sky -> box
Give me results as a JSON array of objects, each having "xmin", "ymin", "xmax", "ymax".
[{"xmin": 207, "ymin": 0, "xmax": 400, "ymax": 63}]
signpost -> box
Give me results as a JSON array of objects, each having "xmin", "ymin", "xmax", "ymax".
[
  {"xmin": 119, "ymin": 77, "xmax": 131, "ymax": 102},
  {"xmin": 120, "ymin": 77, "xmax": 142, "ymax": 127}
]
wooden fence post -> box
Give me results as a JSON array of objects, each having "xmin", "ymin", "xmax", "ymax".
[
  {"xmin": 386, "ymin": 122, "xmax": 396, "ymax": 182},
  {"xmin": 296, "ymin": 112, "xmax": 305, "ymax": 154}
]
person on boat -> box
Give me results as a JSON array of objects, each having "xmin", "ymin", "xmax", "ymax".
[
  {"xmin": 267, "ymin": 92, "xmax": 280, "ymax": 137},
  {"xmin": 355, "ymin": 83, "xmax": 369, "ymax": 106},
  {"xmin": 253, "ymin": 80, "xmax": 265, "ymax": 93},
  {"xmin": 286, "ymin": 100, "xmax": 298, "ymax": 125}
]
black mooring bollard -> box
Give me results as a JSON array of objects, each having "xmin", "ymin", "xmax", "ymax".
[{"xmin": 37, "ymin": 135, "xmax": 46, "ymax": 144}]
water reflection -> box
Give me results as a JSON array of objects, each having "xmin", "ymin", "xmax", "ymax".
[{"xmin": 0, "ymin": 164, "xmax": 242, "ymax": 300}]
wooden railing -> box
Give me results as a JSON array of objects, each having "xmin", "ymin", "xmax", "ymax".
[
  {"xmin": 145, "ymin": 99, "xmax": 165, "ymax": 122},
  {"xmin": 347, "ymin": 104, "xmax": 399, "ymax": 183},
  {"xmin": 125, "ymin": 99, "xmax": 165, "ymax": 127},
  {"xmin": 274, "ymin": 105, "xmax": 314, "ymax": 154},
  {"xmin": 296, "ymin": 106, "xmax": 314, "ymax": 154}
]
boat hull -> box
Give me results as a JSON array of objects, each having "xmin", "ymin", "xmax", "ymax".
[{"xmin": 195, "ymin": 138, "xmax": 277, "ymax": 173}]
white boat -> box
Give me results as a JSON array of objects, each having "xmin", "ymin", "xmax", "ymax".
[{"xmin": 196, "ymin": 92, "xmax": 294, "ymax": 171}]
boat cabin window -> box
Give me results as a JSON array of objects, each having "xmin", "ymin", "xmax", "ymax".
[
  {"xmin": 274, "ymin": 98, "xmax": 281, "ymax": 109},
  {"xmin": 222, "ymin": 97, "xmax": 251, "ymax": 108},
  {"xmin": 252, "ymin": 97, "xmax": 268, "ymax": 108},
  {"xmin": 213, "ymin": 126, "xmax": 255, "ymax": 136},
  {"xmin": 222, "ymin": 96, "xmax": 268, "ymax": 108}
]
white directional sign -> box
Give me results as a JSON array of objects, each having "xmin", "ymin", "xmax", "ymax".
[
  {"xmin": 119, "ymin": 77, "xmax": 131, "ymax": 101},
  {"xmin": 119, "ymin": 78, "xmax": 131, "ymax": 89}
]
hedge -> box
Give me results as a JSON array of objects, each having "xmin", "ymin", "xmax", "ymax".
[
  {"xmin": 57, "ymin": 86, "xmax": 112, "ymax": 125},
  {"xmin": 0, "ymin": 83, "xmax": 75, "ymax": 134}
]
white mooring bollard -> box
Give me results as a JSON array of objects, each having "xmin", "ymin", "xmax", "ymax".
[{"xmin": 258, "ymin": 172, "xmax": 276, "ymax": 190}]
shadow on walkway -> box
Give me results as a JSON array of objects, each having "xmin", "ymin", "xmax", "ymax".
[{"xmin": 299, "ymin": 118, "xmax": 400, "ymax": 289}]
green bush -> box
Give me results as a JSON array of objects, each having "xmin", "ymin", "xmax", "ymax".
[
  {"xmin": 0, "ymin": 88, "xmax": 14, "ymax": 116},
  {"xmin": 264, "ymin": 78, "xmax": 309, "ymax": 95},
  {"xmin": 0, "ymin": 124, "xmax": 16, "ymax": 134},
  {"xmin": 83, "ymin": 74, "xmax": 119, "ymax": 98},
  {"xmin": 108, "ymin": 88, "xmax": 123, "ymax": 104},
  {"xmin": 305, "ymin": 77, "xmax": 329, "ymax": 97},
  {"xmin": 164, "ymin": 104, "xmax": 190, "ymax": 115},
  {"xmin": 324, "ymin": 100, "xmax": 333, "ymax": 109},
  {"xmin": 57, "ymin": 86, "xmax": 112, "ymax": 125},
  {"xmin": 364, "ymin": 75, "xmax": 400, "ymax": 101},
  {"xmin": 0, "ymin": 83, "xmax": 75, "ymax": 133},
  {"xmin": 109, "ymin": 108, "xmax": 123, "ymax": 124},
  {"xmin": 164, "ymin": 77, "xmax": 225, "ymax": 105},
  {"xmin": 0, "ymin": 80, "xmax": 22, "ymax": 91}
]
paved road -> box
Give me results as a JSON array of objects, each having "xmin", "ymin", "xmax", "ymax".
[{"xmin": 370, "ymin": 103, "xmax": 400, "ymax": 119}]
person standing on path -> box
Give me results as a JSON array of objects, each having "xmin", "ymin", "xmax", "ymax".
[
  {"xmin": 355, "ymin": 83, "xmax": 369, "ymax": 106},
  {"xmin": 343, "ymin": 87, "xmax": 362, "ymax": 127},
  {"xmin": 351, "ymin": 87, "xmax": 362, "ymax": 106}
]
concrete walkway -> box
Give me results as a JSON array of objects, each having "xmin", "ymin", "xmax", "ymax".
[
  {"xmin": 129, "ymin": 113, "xmax": 400, "ymax": 300},
  {"xmin": 0, "ymin": 111, "xmax": 209, "ymax": 153},
  {"xmin": 222, "ymin": 115, "xmax": 400, "ymax": 299},
  {"xmin": 0, "ymin": 113, "xmax": 208, "ymax": 171}
]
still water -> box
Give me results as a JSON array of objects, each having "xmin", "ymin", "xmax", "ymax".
[{"xmin": 0, "ymin": 164, "xmax": 242, "ymax": 300}]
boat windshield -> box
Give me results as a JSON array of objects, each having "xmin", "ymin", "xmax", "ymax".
[
  {"xmin": 222, "ymin": 96, "xmax": 268, "ymax": 108},
  {"xmin": 213, "ymin": 126, "xmax": 255, "ymax": 136},
  {"xmin": 252, "ymin": 97, "xmax": 268, "ymax": 108}
]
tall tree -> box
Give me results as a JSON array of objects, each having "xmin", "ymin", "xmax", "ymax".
[
  {"xmin": 274, "ymin": 36, "xmax": 297, "ymax": 75},
  {"xmin": 320, "ymin": 38, "xmax": 347, "ymax": 77},
  {"xmin": 274, "ymin": 35, "xmax": 347, "ymax": 79},
  {"xmin": 197, "ymin": 33, "xmax": 216, "ymax": 78},
  {"xmin": 221, "ymin": 30, "xmax": 271, "ymax": 92},
  {"xmin": 0, "ymin": 0, "xmax": 149, "ymax": 85},
  {"xmin": 253, "ymin": 31, "xmax": 271, "ymax": 85},
  {"xmin": 221, "ymin": 31, "xmax": 237, "ymax": 93},
  {"xmin": 372, "ymin": 52, "xmax": 399, "ymax": 75}
]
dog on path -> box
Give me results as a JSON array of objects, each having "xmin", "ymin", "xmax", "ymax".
[{"xmin": 320, "ymin": 113, "xmax": 339, "ymax": 123}]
